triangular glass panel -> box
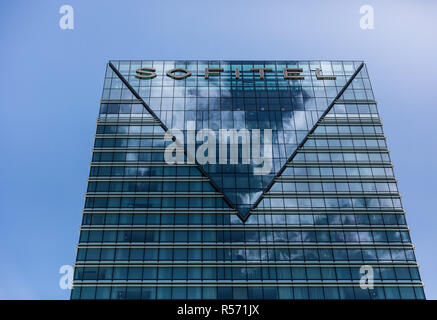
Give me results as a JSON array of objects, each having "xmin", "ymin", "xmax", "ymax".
[
  {"xmin": 110, "ymin": 60, "xmax": 362, "ymax": 220},
  {"xmin": 253, "ymin": 63, "xmax": 371, "ymax": 211}
]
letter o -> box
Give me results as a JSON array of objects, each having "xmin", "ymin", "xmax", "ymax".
[{"xmin": 166, "ymin": 68, "xmax": 192, "ymax": 80}]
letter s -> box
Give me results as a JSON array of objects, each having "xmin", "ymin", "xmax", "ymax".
[{"xmin": 136, "ymin": 68, "xmax": 157, "ymax": 79}]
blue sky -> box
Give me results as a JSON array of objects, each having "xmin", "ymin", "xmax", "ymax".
[{"xmin": 1, "ymin": 0, "xmax": 436, "ymax": 299}]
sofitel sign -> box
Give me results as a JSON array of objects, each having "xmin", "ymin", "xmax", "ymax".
[{"xmin": 135, "ymin": 67, "xmax": 336, "ymax": 80}]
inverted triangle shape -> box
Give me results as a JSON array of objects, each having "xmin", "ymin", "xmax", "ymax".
[{"xmin": 109, "ymin": 60, "xmax": 363, "ymax": 221}]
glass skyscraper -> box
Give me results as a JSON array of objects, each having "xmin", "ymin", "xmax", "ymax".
[{"xmin": 71, "ymin": 60, "xmax": 425, "ymax": 299}]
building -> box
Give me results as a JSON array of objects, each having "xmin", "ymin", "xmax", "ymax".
[{"xmin": 71, "ymin": 60, "xmax": 425, "ymax": 299}]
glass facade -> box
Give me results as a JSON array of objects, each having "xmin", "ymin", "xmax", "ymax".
[{"xmin": 71, "ymin": 60, "xmax": 424, "ymax": 299}]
